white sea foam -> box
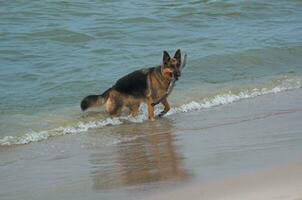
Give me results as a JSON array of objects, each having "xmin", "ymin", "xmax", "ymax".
[
  {"xmin": 0, "ymin": 131, "xmax": 49, "ymax": 145},
  {"xmin": 0, "ymin": 78, "xmax": 301, "ymax": 146}
]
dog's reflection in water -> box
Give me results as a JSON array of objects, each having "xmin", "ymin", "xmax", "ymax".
[{"xmin": 89, "ymin": 120, "xmax": 188, "ymax": 190}]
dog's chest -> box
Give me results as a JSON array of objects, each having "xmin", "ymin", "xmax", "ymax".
[{"xmin": 148, "ymin": 75, "xmax": 170, "ymax": 100}]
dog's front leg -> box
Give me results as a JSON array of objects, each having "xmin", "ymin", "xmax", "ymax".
[
  {"xmin": 147, "ymin": 96, "xmax": 155, "ymax": 121},
  {"xmin": 158, "ymin": 97, "xmax": 170, "ymax": 117}
]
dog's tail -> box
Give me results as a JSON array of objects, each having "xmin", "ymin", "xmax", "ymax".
[{"xmin": 80, "ymin": 88, "xmax": 111, "ymax": 111}]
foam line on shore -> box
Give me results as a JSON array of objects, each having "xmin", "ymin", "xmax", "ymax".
[{"xmin": 0, "ymin": 77, "xmax": 301, "ymax": 146}]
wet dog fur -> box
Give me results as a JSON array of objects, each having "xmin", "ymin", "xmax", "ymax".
[{"xmin": 81, "ymin": 49, "xmax": 182, "ymax": 121}]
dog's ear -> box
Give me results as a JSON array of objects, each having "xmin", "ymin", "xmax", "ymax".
[
  {"xmin": 174, "ymin": 49, "xmax": 181, "ymax": 62},
  {"xmin": 163, "ymin": 51, "xmax": 171, "ymax": 66}
]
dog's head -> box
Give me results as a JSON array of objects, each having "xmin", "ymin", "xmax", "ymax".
[{"xmin": 162, "ymin": 49, "xmax": 182, "ymax": 80}]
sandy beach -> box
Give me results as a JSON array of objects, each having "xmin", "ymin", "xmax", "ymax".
[
  {"xmin": 1, "ymin": 88, "xmax": 302, "ymax": 200},
  {"xmin": 145, "ymin": 163, "xmax": 302, "ymax": 200}
]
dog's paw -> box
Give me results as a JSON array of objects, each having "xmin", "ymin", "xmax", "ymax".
[
  {"xmin": 158, "ymin": 111, "xmax": 166, "ymax": 118},
  {"xmin": 149, "ymin": 117, "xmax": 155, "ymax": 121}
]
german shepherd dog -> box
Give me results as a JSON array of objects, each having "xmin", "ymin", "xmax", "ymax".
[{"xmin": 81, "ymin": 49, "xmax": 182, "ymax": 121}]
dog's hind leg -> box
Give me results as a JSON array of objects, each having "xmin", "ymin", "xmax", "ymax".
[
  {"xmin": 128, "ymin": 103, "xmax": 140, "ymax": 117},
  {"xmin": 106, "ymin": 96, "xmax": 124, "ymax": 116},
  {"xmin": 158, "ymin": 97, "xmax": 170, "ymax": 117}
]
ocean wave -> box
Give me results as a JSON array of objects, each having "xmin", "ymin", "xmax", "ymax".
[
  {"xmin": 0, "ymin": 77, "xmax": 301, "ymax": 146},
  {"xmin": 28, "ymin": 28, "xmax": 94, "ymax": 43}
]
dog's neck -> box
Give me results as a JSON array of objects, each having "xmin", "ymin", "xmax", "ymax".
[{"xmin": 155, "ymin": 65, "xmax": 171, "ymax": 85}]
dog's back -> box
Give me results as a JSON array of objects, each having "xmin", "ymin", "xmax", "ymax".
[{"xmin": 113, "ymin": 68, "xmax": 150, "ymax": 98}]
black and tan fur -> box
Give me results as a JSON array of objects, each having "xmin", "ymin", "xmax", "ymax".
[{"xmin": 81, "ymin": 49, "xmax": 182, "ymax": 121}]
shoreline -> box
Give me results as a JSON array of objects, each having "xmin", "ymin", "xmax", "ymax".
[
  {"xmin": 1, "ymin": 88, "xmax": 302, "ymax": 200},
  {"xmin": 1, "ymin": 75, "xmax": 301, "ymax": 146}
]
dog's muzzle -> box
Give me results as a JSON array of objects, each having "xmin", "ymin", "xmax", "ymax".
[{"xmin": 174, "ymin": 70, "xmax": 181, "ymax": 80}]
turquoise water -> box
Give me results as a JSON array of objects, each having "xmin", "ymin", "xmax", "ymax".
[{"xmin": 1, "ymin": 0, "xmax": 302, "ymax": 144}]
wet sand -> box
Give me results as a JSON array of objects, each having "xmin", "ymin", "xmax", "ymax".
[
  {"xmin": 145, "ymin": 163, "xmax": 302, "ymax": 200},
  {"xmin": 1, "ymin": 89, "xmax": 302, "ymax": 200}
]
